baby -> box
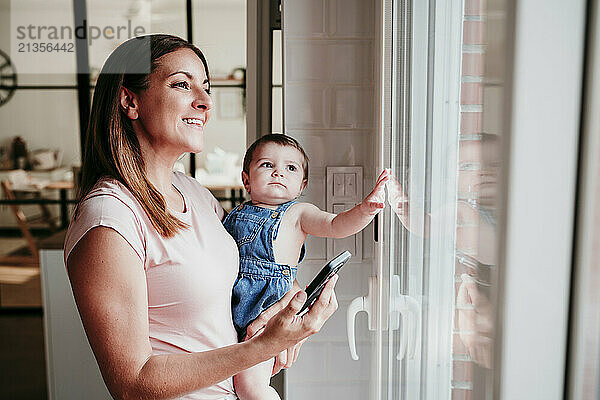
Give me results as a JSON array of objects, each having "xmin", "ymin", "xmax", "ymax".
[{"xmin": 223, "ymin": 134, "xmax": 389, "ymax": 400}]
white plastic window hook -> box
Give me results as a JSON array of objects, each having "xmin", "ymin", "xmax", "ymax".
[{"xmin": 347, "ymin": 276, "xmax": 377, "ymax": 360}]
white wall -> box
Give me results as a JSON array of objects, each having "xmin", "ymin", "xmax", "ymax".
[
  {"xmin": 283, "ymin": 1, "xmax": 377, "ymax": 398},
  {"xmin": 496, "ymin": 0, "xmax": 586, "ymax": 398}
]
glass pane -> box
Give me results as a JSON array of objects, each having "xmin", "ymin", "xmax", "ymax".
[
  {"xmin": 273, "ymin": 27, "xmax": 283, "ymax": 132},
  {"xmin": 151, "ymin": 0, "xmax": 186, "ymax": 39},
  {"xmin": 382, "ymin": 0, "xmax": 497, "ymax": 398},
  {"xmin": 201, "ymin": 85, "xmax": 246, "ymax": 171},
  {"xmin": 273, "ymin": 29, "xmax": 282, "ymax": 86},
  {"xmin": 383, "ymin": 0, "xmax": 506, "ymax": 398},
  {"xmin": 5, "ymin": 0, "xmax": 77, "ymax": 85},
  {"xmin": 193, "ymin": 0, "xmax": 246, "ymax": 79},
  {"xmin": 0, "ymin": 89, "xmax": 79, "ymax": 225},
  {"xmin": 272, "ymin": 87, "xmax": 282, "ymax": 133},
  {"xmin": 15, "ymin": 73, "xmax": 77, "ymax": 87},
  {"xmin": 6, "ymin": 0, "xmax": 75, "ymax": 86},
  {"xmin": 86, "ymin": 0, "xmax": 186, "ymax": 82},
  {"xmin": 454, "ymin": 0, "xmax": 507, "ymax": 398},
  {"xmin": 0, "ymin": 89, "xmax": 80, "ymax": 167},
  {"xmin": 87, "ymin": 0, "xmax": 152, "ymax": 82},
  {"xmin": 192, "ymin": 0, "xmax": 246, "ymax": 178}
]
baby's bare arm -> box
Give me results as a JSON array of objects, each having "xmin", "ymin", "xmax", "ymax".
[
  {"xmin": 298, "ymin": 170, "xmax": 390, "ymax": 238},
  {"xmin": 297, "ymin": 203, "xmax": 369, "ymax": 238}
]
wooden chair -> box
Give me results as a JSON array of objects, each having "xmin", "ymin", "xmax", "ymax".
[
  {"xmin": 0, "ymin": 180, "xmax": 60, "ymax": 265},
  {"xmin": 0, "ymin": 180, "xmax": 67, "ymax": 311}
]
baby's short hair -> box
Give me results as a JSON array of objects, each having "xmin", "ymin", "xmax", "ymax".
[{"xmin": 243, "ymin": 134, "xmax": 309, "ymax": 181}]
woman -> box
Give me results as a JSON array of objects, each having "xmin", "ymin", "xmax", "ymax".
[{"xmin": 64, "ymin": 34, "xmax": 338, "ymax": 400}]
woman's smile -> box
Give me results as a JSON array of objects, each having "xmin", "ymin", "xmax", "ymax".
[{"xmin": 181, "ymin": 117, "xmax": 205, "ymax": 128}]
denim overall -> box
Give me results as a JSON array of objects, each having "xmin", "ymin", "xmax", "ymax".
[{"xmin": 223, "ymin": 200, "xmax": 305, "ymax": 340}]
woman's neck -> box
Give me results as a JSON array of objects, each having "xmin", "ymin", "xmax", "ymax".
[
  {"xmin": 145, "ymin": 162, "xmax": 186, "ymax": 213},
  {"xmin": 132, "ymin": 125, "xmax": 186, "ymax": 213},
  {"xmin": 137, "ymin": 137, "xmax": 179, "ymax": 194},
  {"xmin": 146, "ymin": 168, "xmax": 174, "ymax": 193},
  {"xmin": 143, "ymin": 156, "xmax": 175, "ymax": 191},
  {"xmin": 139, "ymin": 152, "xmax": 186, "ymax": 215}
]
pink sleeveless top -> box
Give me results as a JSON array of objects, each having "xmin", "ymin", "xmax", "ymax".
[{"xmin": 64, "ymin": 172, "xmax": 239, "ymax": 400}]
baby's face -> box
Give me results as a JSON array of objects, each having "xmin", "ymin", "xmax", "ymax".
[{"xmin": 242, "ymin": 142, "xmax": 307, "ymax": 206}]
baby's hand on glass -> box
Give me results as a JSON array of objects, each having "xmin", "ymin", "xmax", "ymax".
[
  {"xmin": 386, "ymin": 173, "xmax": 409, "ymax": 221},
  {"xmin": 361, "ymin": 169, "xmax": 390, "ymax": 216}
]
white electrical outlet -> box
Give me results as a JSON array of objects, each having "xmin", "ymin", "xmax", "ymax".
[{"xmin": 326, "ymin": 166, "xmax": 363, "ymax": 261}]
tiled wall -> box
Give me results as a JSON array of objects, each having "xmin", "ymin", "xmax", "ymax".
[
  {"xmin": 453, "ymin": 0, "xmax": 486, "ymax": 399},
  {"xmin": 283, "ymin": 1, "xmax": 377, "ymax": 399}
]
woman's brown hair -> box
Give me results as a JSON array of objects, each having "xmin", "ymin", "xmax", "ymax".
[{"xmin": 78, "ymin": 34, "xmax": 210, "ymax": 238}]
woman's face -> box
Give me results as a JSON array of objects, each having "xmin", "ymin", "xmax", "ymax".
[{"xmin": 131, "ymin": 48, "xmax": 212, "ymax": 157}]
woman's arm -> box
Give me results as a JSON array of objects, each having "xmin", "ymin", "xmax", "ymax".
[
  {"xmin": 68, "ymin": 227, "xmax": 337, "ymax": 400},
  {"xmin": 298, "ymin": 169, "xmax": 389, "ymax": 238}
]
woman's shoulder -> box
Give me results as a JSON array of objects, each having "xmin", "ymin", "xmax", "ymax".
[
  {"xmin": 81, "ymin": 176, "xmax": 130, "ymax": 199},
  {"xmin": 65, "ymin": 178, "xmax": 147, "ymax": 265},
  {"xmin": 79, "ymin": 177, "xmax": 143, "ymax": 216}
]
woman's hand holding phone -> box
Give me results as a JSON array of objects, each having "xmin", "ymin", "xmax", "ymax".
[{"xmin": 245, "ymin": 275, "xmax": 339, "ymax": 374}]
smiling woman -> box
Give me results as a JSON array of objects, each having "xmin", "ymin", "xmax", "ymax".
[
  {"xmin": 64, "ymin": 34, "xmax": 339, "ymax": 400},
  {"xmin": 78, "ymin": 35, "xmax": 212, "ymax": 237},
  {"xmin": 127, "ymin": 49, "xmax": 213, "ymax": 166}
]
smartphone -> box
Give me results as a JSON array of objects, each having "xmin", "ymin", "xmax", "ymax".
[{"xmin": 297, "ymin": 250, "xmax": 352, "ymax": 315}]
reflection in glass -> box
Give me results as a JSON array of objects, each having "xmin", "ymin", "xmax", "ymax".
[
  {"xmin": 382, "ymin": 0, "xmax": 507, "ymax": 398},
  {"xmin": 454, "ymin": 0, "xmax": 506, "ymax": 398}
]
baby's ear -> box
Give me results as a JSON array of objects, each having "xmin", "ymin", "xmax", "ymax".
[{"xmin": 241, "ymin": 171, "xmax": 251, "ymax": 193}]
